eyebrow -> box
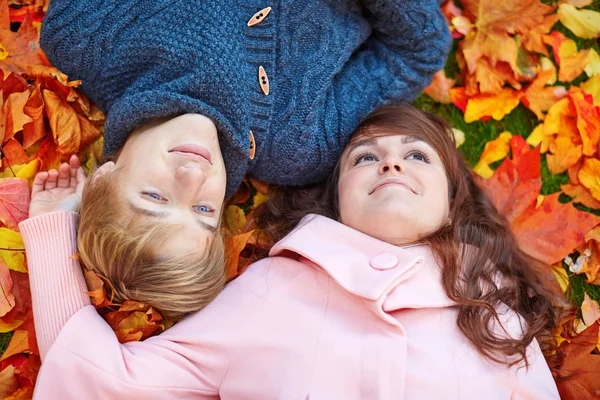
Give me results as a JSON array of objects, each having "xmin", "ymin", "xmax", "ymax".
[
  {"xmin": 346, "ymin": 135, "xmax": 424, "ymax": 155},
  {"xmin": 128, "ymin": 202, "xmax": 218, "ymax": 233}
]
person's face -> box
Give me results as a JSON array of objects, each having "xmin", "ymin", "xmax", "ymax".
[
  {"xmin": 337, "ymin": 133, "xmax": 450, "ymax": 246},
  {"xmin": 96, "ymin": 114, "xmax": 227, "ymax": 256}
]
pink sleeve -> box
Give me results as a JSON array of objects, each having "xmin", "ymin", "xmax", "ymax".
[
  {"xmin": 511, "ymin": 338, "xmax": 560, "ymax": 399},
  {"xmin": 18, "ymin": 211, "xmax": 91, "ymax": 360}
]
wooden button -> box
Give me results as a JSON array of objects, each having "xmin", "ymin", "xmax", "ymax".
[
  {"xmin": 258, "ymin": 66, "xmax": 269, "ymax": 96},
  {"xmin": 247, "ymin": 7, "xmax": 272, "ymax": 27},
  {"xmin": 249, "ymin": 130, "xmax": 256, "ymax": 160}
]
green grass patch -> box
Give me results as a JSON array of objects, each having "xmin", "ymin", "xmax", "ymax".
[{"xmin": 0, "ymin": 332, "xmax": 12, "ymax": 355}]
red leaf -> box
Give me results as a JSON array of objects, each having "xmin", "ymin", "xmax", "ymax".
[
  {"xmin": 0, "ymin": 259, "xmax": 15, "ymax": 318},
  {"xmin": 0, "ymin": 178, "xmax": 30, "ymax": 231}
]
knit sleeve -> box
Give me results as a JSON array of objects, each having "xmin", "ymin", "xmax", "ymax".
[
  {"xmin": 333, "ymin": 0, "xmax": 451, "ymax": 133},
  {"xmin": 18, "ymin": 212, "xmax": 91, "ymax": 361}
]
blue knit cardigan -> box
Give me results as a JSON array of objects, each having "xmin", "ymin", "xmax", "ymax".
[{"xmin": 40, "ymin": 0, "xmax": 451, "ymax": 197}]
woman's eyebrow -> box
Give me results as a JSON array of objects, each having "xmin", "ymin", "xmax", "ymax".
[
  {"xmin": 401, "ymin": 135, "xmax": 424, "ymax": 144},
  {"xmin": 128, "ymin": 202, "xmax": 218, "ymax": 232},
  {"xmin": 346, "ymin": 137, "xmax": 377, "ymax": 155}
]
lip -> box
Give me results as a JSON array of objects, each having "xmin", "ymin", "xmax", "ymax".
[
  {"xmin": 169, "ymin": 144, "xmax": 212, "ymax": 164},
  {"xmin": 370, "ymin": 179, "xmax": 416, "ymax": 195}
]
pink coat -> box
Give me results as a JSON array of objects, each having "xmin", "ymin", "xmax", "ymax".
[{"xmin": 20, "ymin": 212, "xmax": 559, "ymax": 399}]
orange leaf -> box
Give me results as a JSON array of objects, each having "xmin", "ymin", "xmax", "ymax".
[
  {"xmin": 21, "ymin": 89, "xmax": 45, "ymax": 149},
  {"xmin": 581, "ymin": 293, "xmax": 600, "ymax": 326},
  {"xmin": 555, "ymin": 323, "xmax": 600, "ymax": 399},
  {"xmin": 4, "ymin": 386, "xmax": 33, "ymax": 400},
  {"xmin": 547, "ymin": 136, "xmax": 582, "ymax": 175},
  {"xmin": 522, "ymin": 68, "xmax": 568, "ymax": 120},
  {"xmin": 84, "ymin": 270, "xmax": 112, "ymax": 308},
  {"xmin": 578, "ymin": 158, "xmax": 600, "ymax": 200},
  {"xmin": 474, "ymin": 58, "xmax": 521, "ymax": 95},
  {"xmin": 571, "ymin": 89, "xmax": 600, "ymax": 157},
  {"xmin": 0, "ymin": 259, "xmax": 15, "ymax": 318},
  {"xmin": 224, "ymin": 230, "xmax": 255, "ymax": 281},
  {"xmin": 561, "ymin": 183, "xmax": 600, "ymax": 209},
  {"xmin": 0, "ymin": 331, "xmax": 28, "ymax": 361},
  {"xmin": 0, "ymin": 3, "xmax": 40, "ymax": 73},
  {"xmin": 2, "ymin": 90, "xmax": 32, "ymax": 143},
  {"xmin": 1, "ymin": 139, "xmax": 34, "ymax": 166},
  {"xmin": 520, "ymin": 14, "xmax": 559, "ymax": 56},
  {"xmin": 0, "ymin": 178, "xmax": 30, "ymax": 230},
  {"xmin": 423, "ymin": 70, "xmax": 456, "ymax": 103},
  {"xmin": 0, "ymin": 365, "xmax": 17, "ymax": 399},
  {"xmin": 449, "ymin": 87, "xmax": 469, "ymax": 113},
  {"xmin": 42, "ymin": 89, "xmax": 100, "ymax": 156},
  {"xmin": 478, "ymin": 147, "xmax": 600, "ymax": 265},
  {"xmin": 464, "ymin": 88, "xmax": 522, "ymax": 123},
  {"xmin": 473, "ymin": 131, "xmax": 512, "ymax": 178},
  {"xmin": 543, "ymin": 31, "xmax": 589, "ymax": 82}
]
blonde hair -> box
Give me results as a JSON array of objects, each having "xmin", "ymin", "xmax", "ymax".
[{"xmin": 77, "ymin": 169, "xmax": 226, "ymax": 322}]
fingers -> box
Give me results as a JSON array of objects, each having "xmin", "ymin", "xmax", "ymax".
[
  {"xmin": 44, "ymin": 169, "xmax": 59, "ymax": 190},
  {"xmin": 69, "ymin": 155, "xmax": 83, "ymax": 187},
  {"xmin": 57, "ymin": 162, "xmax": 71, "ymax": 188},
  {"xmin": 31, "ymin": 171, "xmax": 48, "ymax": 197}
]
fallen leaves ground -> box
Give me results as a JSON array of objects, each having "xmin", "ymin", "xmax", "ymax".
[{"xmin": 0, "ymin": 0, "xmax": 599, "ymax": 398}]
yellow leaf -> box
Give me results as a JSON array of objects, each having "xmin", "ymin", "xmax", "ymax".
[
  {"xmin": 585, "ymin": 48, "xmax": 600, "ymax": 77},
  {"xmin": 547, "ymin": 136, "xmax": 582, "ymax": 174},
  {"xmin": 224, "ymin": 230, "xmax": 255, "ymax": 281},
  {"xmin": 0, "ymin": 44, "xmax": 8, "ymax": 60},
  {"xmin": 253, "ymin": 192, "xmax": 268, "ymax": 208},
  {"xmin": 550, "ymin": 263, "xmax": 569, "ymax": 293},
  {"xmin": 473, "ymin": 131, "xmax": 512, "ymax": 178},
  {"xmin": 451, "ymin": 128, "xmax": 465, "ymax": 148},
  {"xmin": 0, "ymin": 330, "xmax": 28, "ymax": 361},
  {"xmin": 0, "ymin": 319, "xmax": 23, "ymax": 333},
  {"xmin": 581, "ymin": 74, "xmax": 600, "ymax": 105},
  {"xmin": 578, "ymin": 157, "xmax": 600, "ymax": 200},
  {"xmin": 535, "ymin": 195, "xmax": 545, "ymax": 209},
  {"xmin": 581, "ymin": 292, "xmax": 600, "ymax": 326},
  {"xmin": 540, "ymin": 57, "xmax": 557, "ymax": 85},
  {"xmin": 224, "ymin": 206, "xmax": 246, "ymax": 236},
  {"xmin": 0, "ymin": 229, "xmax": 25, "ymax": 273},
  {"xmin": 464, "ymin": 89, "xmax": 522, "ymax": 123},
  {"xmin": 526, "ymin": 124, "xmax": 544, "ymax": 147},
  {"xmin": 0, "ymin": 159, "xmax": 41, "ymax": 185},
  {"xmin": 558, "ymin": 3, "xmax": 600, "ymax": 39}
]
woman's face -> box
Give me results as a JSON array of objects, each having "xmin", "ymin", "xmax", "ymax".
[
  {"xmin": 96, "ymin": 113, "xmax": 227, "ymax": 256},
  {"xmin": 337, "ymin": 133, "xmax": 450, "ymax": 246}
]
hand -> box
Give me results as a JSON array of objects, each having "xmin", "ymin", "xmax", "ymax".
[{"xmin": 29, "ymin": 155, "xmax": 87, "ymax": 218}]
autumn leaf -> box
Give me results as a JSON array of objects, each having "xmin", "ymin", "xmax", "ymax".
[
  {"xmin": 543, "ymin": 31, "xmax": 589, "ymax": 82},
  {"xmin": 473, "ymin": 131, "xmax": 512, "ymax": 178},
  {"xmin": 225, "ymin": 230, "xmax": 255, "ymax": 281},
  {"xmin": 224, "ymin": 205, "xmax": 246, "ymax": 236},
  {"xmin": 0, "ymin": 228, "xmax": 24, "ymax": 273},
  {"xmin": 0, "ymin": 178, "xmax": 29, "ymax": 230},
  {"xmin": 0, "ymin": 365, "xmax": 17, "ymax": 399},
  {"xmin": 555, "ymin": 323, "xmax": 600, "ymax": 399},
  {"xmin": 581, "ymin": 293, "xmax": 600, "ymax": 326},
  {"xmin": 1, "ymin": 90, "xmax": 32, "ymax": 143},
  {"xmin": 522, "ymin": 68, "xmax": 568, "ymax": 120},
  {"xmin": 558, "ymin": 3, "xmax": 600, "ymax": 39},
  {"xmin": 423, "ymin": 70, "xmax": 456, "ymax": 103},
  {"xmin": 561, "ymin": 183, "xmax": 600, "ymax": 209},
  {"xmin": 578, "ymin": 158, "xmax": 600, "ymax": 200},
  {"xmin": 0, "ymin": 259, "xmax": 14, "ymax": 317},
  {"xmin": 21, "ymin": 88, "xmax": 45, "ymax": 149},
  {"xmin": 478, "ymin": 147, "xmax": 600, "ymax": 265},
  {"xmin": 547, "ymin": 136, "xmax": 582, "ymax": 175},
  {"xmin": 571, "ymin": 89, "xmax": 600, "ymax": 157},
  {"xmin": 84, "ymin": 270, "xmax": 112, "ymax": 308},
  {"xmin": 0, "ymin": 3, "xmax": 40, "ymax": 73},
  {"xmin": 464, "ymin": 88, "xmax": 522, "ymax": 123},
  {"xmin": 0, "ymin": 331, "xmax": 28, "ymax": 362}
]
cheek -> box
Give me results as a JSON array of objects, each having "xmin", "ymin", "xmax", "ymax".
[{"xmin": 337, "ymin": 173, "xmax": 364, "ymax": 218}]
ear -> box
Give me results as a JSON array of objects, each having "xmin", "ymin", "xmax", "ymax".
[{"xmin": 92, "ymin": 161, "xmax": 116, "ymax": 181}]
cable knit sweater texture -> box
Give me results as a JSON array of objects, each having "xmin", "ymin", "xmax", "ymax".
[{"xmin": 40, "ymin": 0, "xmax": 451, "ymax": 196}]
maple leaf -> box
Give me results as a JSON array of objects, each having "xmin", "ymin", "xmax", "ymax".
[
  {"xmin": 555, "ymin": 323, "xmax": 600, "ymax": 399},
  {"xmin": 558, "ymin": 3, "xmax": 600, "ymax": 40},
  {"xmin": 578, "ymin": 158, "xmax": 600, "ymax": 200},
  {"xmin": 522, "ymin": 68, "xmax": 568, "ymax": 120},
  {"xmin": 84, "ymin": 270, "xmax": 113, "ymax": 308},
  {"xmin": 520, "ymin": 14, "xmax": 559, "ymax": 56},
  {"xmin": 423, "ymin": 70, "xmax": 456, "ymax": 103},
  {"xmin": 562, "ymin": 183, "xmax": 600, "ymax": 209},
  {"xmin": 225, "ymin": 230, "xmax": 255, "ymax": 281},
  {"xmin": 0, "ymin": 228, "xmax": 24, "ymax": 273},
  {"xmin": 543, "ymin": 31, "xmax": 589, "ymax": 82},
  {"xmin": 0, "ymin": 365, "xmax": 17, "ymax": 399},
  {"xmin": 478, "ymin": 146, "xmax": 600, "ymax": 265},
  {"xmin": 464, "ymin": 88, "xmax": 522, "ymax": 123},
  {"xmin": 0, "ymin": 330, "xmax": 28, "ymax": 362},
  {"xmin": 473, "ymin": 131, "xmax": 512, "ymax": 178},
  {"xmin": 0, "ymin": 3, "xmax": 40, "ymax": 73},
  {"xmin": 571, "ymin": 89, "xmax": 600, "ymax": 157},
  {"xmin": 0, "ymin": 178, "xmax": 30, "ymax": 231},
  {"xmin": 0, "ymin": 259, "xmax": 15, "ymax": 317},
  {"xmin": 546, "ymin": 136, "xmax": 582, "ymax": 175},
  {"xmin": 1, "ymin": 90, "xmax": 32, "ymax": 144},
  {"xmin": 474, "ymin": 58, "xmax": 521, "ymax": 95},
  {"xmin": 21, "ymin": 88, "xmax": 45, "ymax": 149}
]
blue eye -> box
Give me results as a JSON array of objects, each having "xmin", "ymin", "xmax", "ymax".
[
  {"xmin": 142, "ymin": 192, "xmax": 165, "ymax": 201},
  {"xmin": 353, "ymin": 153, "xmax": 378, "ymax": 165},
  {"xmin": 406, "ymin": 151, "xmax": 430, "ymax": 163},
  {"xmin": 193, "ymin": 205, "xmax": 212, "ymax": 213}
]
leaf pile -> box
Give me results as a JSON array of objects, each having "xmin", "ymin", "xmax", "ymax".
[{"xmin": 424, "ymin": 1, "xmax": 600, "ymax": 398}]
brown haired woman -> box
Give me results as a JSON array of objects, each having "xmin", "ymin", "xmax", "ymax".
[{"xmin": 20, "ymin": 104, "xmax": 560, "ymax": 398}]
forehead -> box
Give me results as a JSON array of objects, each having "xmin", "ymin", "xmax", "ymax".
[{"xmin": 344, "ymin": 134, "xmax": 426, "ymax": 155}]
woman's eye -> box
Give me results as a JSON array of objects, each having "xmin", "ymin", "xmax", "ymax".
[
  {"xmin": 353, "ymin": 153, "xmax": 378, "ymax": 165},
  {"xmin": 193, "ymin": 205, "xmax": 213, "ymax": 214},
  {"xmin": 142, "ymin": 192, "xmax": 165, "ymax": 201},
  {"xmin": 406, "ymin": 151, "xmax": 429, "ymax": 163}
]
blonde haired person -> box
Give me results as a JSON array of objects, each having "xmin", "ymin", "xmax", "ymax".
[
  {"xmin": 21, "ymin": 105, "xmax": 559, "ymax": 398},
  {"xmin": 32, "ymin": 0, "xmax": 451, "ymax": 337}
]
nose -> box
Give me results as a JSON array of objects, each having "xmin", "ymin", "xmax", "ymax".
[
  {"xmin": 175, "ymin": 165, "xmax": 207, "ymax": 192},
  {"xmin": 378, "ymin": 156, "xmax": 403, "ymax": 175}
]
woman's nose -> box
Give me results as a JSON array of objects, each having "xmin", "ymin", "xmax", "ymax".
[
  {"xmin": 378, "ymin": 156, "xmax": 403, "ymax": 174},
  {"xmin": 175, "ymin": 165, "xmax": 207, "ymax": 188}
]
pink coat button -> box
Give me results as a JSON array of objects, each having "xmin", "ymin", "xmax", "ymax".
[{"xmin": 370, "ymin": 253, "xmax": 398, "ymax": 270}]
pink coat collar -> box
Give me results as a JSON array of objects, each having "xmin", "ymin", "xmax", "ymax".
[{"xmin": 270, "ymin": 215, "xmax": 456, "ymax": 325}]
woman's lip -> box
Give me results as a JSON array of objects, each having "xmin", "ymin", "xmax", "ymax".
[
  {"xmin": 168, "ymin": 144, "xmax": 212, "ymax": 164},
  {"xmin": 370, "ymin": 179, "xmax": 416, "ymax": 195}
]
